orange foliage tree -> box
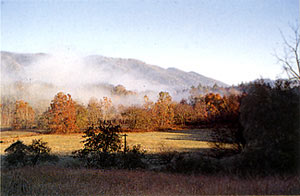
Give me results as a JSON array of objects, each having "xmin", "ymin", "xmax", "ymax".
[
  {"xmin": 204, "ymin": 93, "xmax": 241, "ymax": 122},
  {"xmin": 12, "ymin": 100, "xmax": 35, "ymax": 129},
  {"xmin": 192, "ymin": 97, "xmax": 208, "ymax": 123},
  {"xmin": 121, "ymin": 106, "xmax": 147, "ymax": 129},
  {"xmin": 48, "ymin": 92, "xmax": 79, "ymax": 133},
  {"xmin": 153, "ymin": 92, "xmax": 175, "ymax": 129},
  {"xmin": 174, "ymin": 99, "xmax": 194, "ymax": 126},
  {"xmin": 204, "ymin": 93, "xmax": 223, "ymax": 121}
]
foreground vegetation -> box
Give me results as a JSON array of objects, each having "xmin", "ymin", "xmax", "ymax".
[{"xmin": 2, "ymin": 166, "xmax": 299, "ymax": 195}]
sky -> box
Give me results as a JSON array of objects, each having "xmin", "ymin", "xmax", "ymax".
[{"xmin": 1, "ymin": 0, "xmax": 299, "ymax": 85}]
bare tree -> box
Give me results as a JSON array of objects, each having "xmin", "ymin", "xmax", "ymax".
[{"xmin": 276, "ymin": 25, "xmax": 300, "ymax": 82}]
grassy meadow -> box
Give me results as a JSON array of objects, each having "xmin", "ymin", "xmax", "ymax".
[
  {"xmin": 1, "ymin": 129, "xmax": 299, "ymax": 195},
  {"xmin": 0, "ymin": 129, "xmax": 214, "ymax": 155}
]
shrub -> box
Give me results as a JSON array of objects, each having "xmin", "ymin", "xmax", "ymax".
[
  {"xmin": 73, "ymin": 121, "xmax": 147, "ymax": 169},
  {"xmin": 166, "ymin": 153, "xmax": 221, "ymax": 174},
  {"xmin": 120, "ymin": 144, "xmax": 147, "ymax": 169},
  {"xmin": 82, "ymin": 120, "xmax": 122, "ymax": 153},
  {"xmin": 4, "ymin": 139, "xmax": 58, "ymax": 168},
  {"xmin": 73, "ymin": 121, "xmax": 122, "ymax": 168},
  {"xmin": 209, "ymin": 124, "xmax": 245, "ymax": 159}
]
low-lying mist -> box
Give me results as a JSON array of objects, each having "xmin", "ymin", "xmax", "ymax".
[{"xmin": 1, "ymin": 52, "xmax": 188, "ymax": 112}]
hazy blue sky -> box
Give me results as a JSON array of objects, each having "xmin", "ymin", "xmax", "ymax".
[{"xmin": 1, "ymin": 0, "xmax": 299, "ymax": 85}]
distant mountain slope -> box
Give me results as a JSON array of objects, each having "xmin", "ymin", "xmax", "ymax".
[
  {"xmin": 84, "ymin": 55, "xmax": 228, "ymax": 90},
  {"xmin": 1, "ymin": 51, "xmax": 228, "ymax": 92}
]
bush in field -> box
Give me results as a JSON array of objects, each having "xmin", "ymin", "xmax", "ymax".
[
  {"xmin": 73, "ymin": 121, "xmax": 146, "ymax": 169},
  {"xmin": 81, "ymin": 120, "xmax": 122, "ymax": 153},
  {"xmin": 121, "ymin": 144, "xmax": 147, "ymax": 169},
  {"xmin": 73, "ymin": 121, "xmax": 121, "ymax": 167},
  {"xmin": 4, "ymin": 139, "xmax": 58, "ymax": 167},
  {"xmin": 166, "ymin": 153, "xmax": 221, "ymax": 174},
  {"xmin": 238, "ymin": 79, "xmax": 300, "ymax": 175}
]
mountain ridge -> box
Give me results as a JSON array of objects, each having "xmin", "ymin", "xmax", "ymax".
[{"xmin": 1, "ymin": 51, "xmax": 228, "ymax": 92}]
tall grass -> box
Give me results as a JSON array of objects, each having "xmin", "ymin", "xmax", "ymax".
[{"xmin": 1, "ymin": 166, "xmax": 299, "ymax": 195}]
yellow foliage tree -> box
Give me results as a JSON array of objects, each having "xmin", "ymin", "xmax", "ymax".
[
  {"xmin": 153, "ymin": 92, "xmax": 175, "ymax": 129},
  {"xmin": 12, "ymin": 100, "xmax": 35, "ymax": 129}
]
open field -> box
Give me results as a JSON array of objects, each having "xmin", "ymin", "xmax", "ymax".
[
  {"xmin": 1, "ymin": 129, "xmax": 299, "ymax": 195},
  {"xmin": 2, "ymin": 166, "xmax": 299, "ymax": 195},
  {"xmin": 0, "ymin": 129, "xmax": 214, "ymax": 155}
]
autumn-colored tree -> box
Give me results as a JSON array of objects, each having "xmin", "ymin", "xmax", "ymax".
[
  {"xmin": 143, "ymin": 95, "xmax": 153, "ymax": 110},
  {"xmin": 75, "ymin": 103, "xmax": 89, "ymax": 131},
  {"xmin": 208, "ymin": 94, "xmax": 245, "ymax": 156},
  {"xmin": 174, "ymin": 100, "xmax": 194, "ymax": 126},
  {"xmin": 142, "ymin": 95, "xmax": 154, "ymax": 128},
  {"xmin": 12, "ymin": 100, "xmax": 35, "ymax": 129},
  {"xmin": 37, "ymin": 111, "xmax": 50, "ymax": 130},
  {"xmin": 122, "ymin": 106, "xmax": 143, "ymax": 129},
  {"xmin": 153, "ymin": 92, "xmax": 175, "ymax": 129},
  {"xmin": 87, "ymin": 97, "xmax": 103, "ymax": 126},
  {"xmin": 121, "ymin": 105, "xmax": 152, "ymax": 130},
  {"xmin": 48, "ymin": 92, "xmax": 79, "ymax": 133},
  {"xmin": 204, "ymin": 93, "xmax": 224, "ymax": 121},
  {"xmin": 220, "ymin": 94, "xmax": 241, "ymax": 121},
  {"xmin": 0, "ymin": 97, "xmax": 15, "ymax": 127},
  {"xmin": 111, "ymin": 84, "xmax": 135, "ymax": 96},
  {"xmin": 192, "ymin": 97, "xmax": 208, "ymax": 123},
  {"xmin": 101, "ymin": 97, "xmax": 116, "ymax": 121}
]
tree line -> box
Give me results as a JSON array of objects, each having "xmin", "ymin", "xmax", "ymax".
[{"xmin": 0, "ymin": 86, "xmax": 241, "ymax": 133}]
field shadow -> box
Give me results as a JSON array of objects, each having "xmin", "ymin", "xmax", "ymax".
[
  {"xmin": 0, "ymin": 128, "xmax": 44, "ymax": 134},
  {"xmin": 163, "ymin": 129, "xmax": 216, "ymax": 143}
]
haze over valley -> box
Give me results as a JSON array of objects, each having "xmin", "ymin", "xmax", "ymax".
[{"xmin": 1, "ymin": 51, "xmax": 228, "ymax": 108}]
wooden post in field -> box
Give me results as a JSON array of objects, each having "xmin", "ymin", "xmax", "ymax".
[{"xmin": 123, "ymin": 134, "xmax": 128, "ymax": 154}]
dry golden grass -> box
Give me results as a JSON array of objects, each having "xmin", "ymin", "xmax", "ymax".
[
  {"xmin": 0, "ymin": 131, "xmax": 84, "ymax": 155},
  {"xmin": 0, "ymin": 129, "xmax": 217, "ymax": 155},
  {"xmin": 1, "ymin": 166, "xmax": 299, "ymax": 195},
  {"xmin": 1, "ymin": 130, "xmax": 299, "ymax": 195}
]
